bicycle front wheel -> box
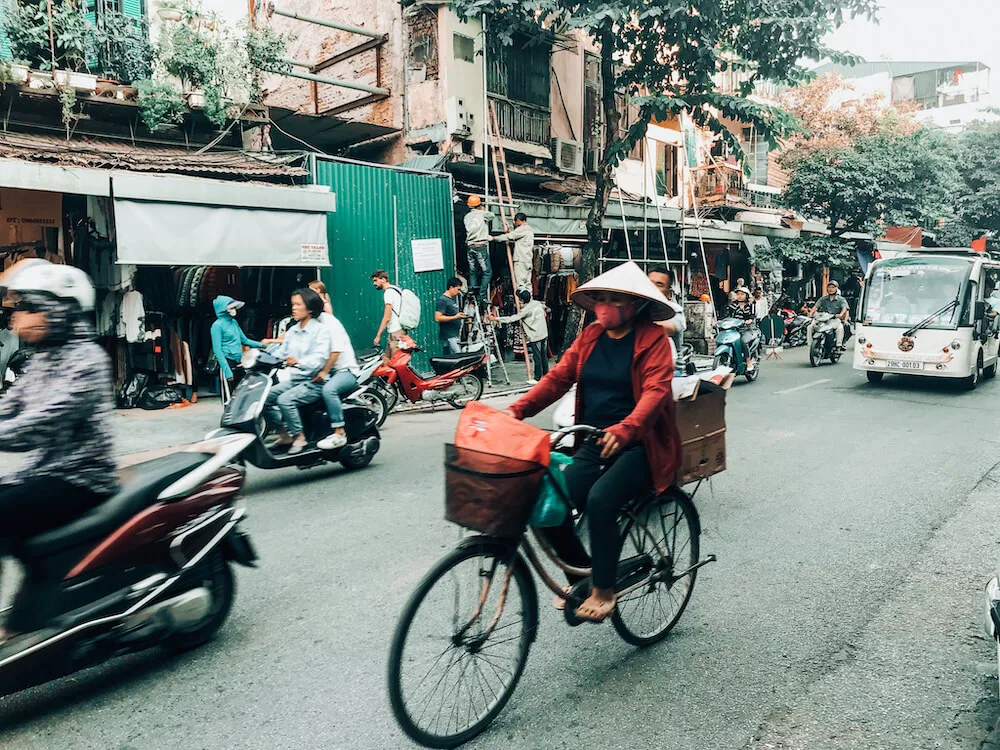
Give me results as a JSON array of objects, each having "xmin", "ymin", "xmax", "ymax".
[
  {"xmin": 612, "ymin": 489, "xmax": 700, "ymax": 647},
  {"xmin": 387, "ymin": 538, "xmax": 537, "ymax": 748}
]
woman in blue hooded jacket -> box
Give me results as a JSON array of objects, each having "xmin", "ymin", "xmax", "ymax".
[{"xmin": 210, "ymin": 295, "xmax": 266, "ymax": 390}]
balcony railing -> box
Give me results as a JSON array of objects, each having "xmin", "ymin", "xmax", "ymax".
[
  {"xmin": 490, "ymin": 97, "xmax": 551, "ymax": 147},
  {"xmin": 690, "ymin": 162, "xmax": 743, "ymax": 204}
]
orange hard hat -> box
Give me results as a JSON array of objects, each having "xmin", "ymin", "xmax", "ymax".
[
  {"xmin": 467, "ymin": 195, "xmax": 481, "ymax": 208},
  {"xmin": 700, "ymin": 293, "xmax": 711, "ymax": 302}
]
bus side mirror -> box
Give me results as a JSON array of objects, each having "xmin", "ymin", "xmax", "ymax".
[{"xmin": 977, "ymin": 301, "xmax": 987, "ymax": 320}]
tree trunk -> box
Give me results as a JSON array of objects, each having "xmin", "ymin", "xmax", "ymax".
[{"xmin": 565, "ymin": 28, "xmax": 621, "ymax": 347}]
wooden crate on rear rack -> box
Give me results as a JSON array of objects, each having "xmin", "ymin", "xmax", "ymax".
[{"xmin": 675, "ymin": 375, "xmax": 733, "ymax": 484}]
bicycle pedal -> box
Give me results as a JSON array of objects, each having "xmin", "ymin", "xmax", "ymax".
[{"xmin": 562, "ymin": 580, "xmax": 592, "ymax": 628}]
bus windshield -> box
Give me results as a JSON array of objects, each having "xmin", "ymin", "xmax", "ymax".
[{"xmin": 861, "ymin": 256, "xmax": 972, "ymax": 329}]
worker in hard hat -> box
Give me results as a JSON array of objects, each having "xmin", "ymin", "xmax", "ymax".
[{"xmin": 463, "ymin": 195, "xmax": 495, "ymax": 300}]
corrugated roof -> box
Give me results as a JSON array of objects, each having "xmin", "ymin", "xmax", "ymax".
[
  {"xmin": 812, "ymin": 60, "xmax": 989, "ymax": 80},
  {"xmin": 0, "ymin": 132, "xmax": 310, "ymax": 180}
]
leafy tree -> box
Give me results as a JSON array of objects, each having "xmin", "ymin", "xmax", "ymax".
[
  {"xmin": 954, "ymin": 122, "xmax": 1000, "ymax": 243},
  {"xmin": 447, "ymin": 0, "xmax": 877, "ymax": 296},
  {"xmin": 777, "ymin": 72, "xmax": 921, "ymax": 168},
  {"xmin": 781, "ymin": 127, "xmax": 964, "ymax": 265}
]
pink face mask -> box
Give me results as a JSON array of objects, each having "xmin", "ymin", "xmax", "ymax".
[{"xmin": 593, "ymin": 302, "xmax": 635, "ymax": 330}]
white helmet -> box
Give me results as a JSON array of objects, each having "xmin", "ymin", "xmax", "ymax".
[{"xmin": 1, "ymin": 260, "xmax": 96, "ymax": 312}]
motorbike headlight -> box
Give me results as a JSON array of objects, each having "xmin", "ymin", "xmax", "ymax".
[
  {"xmin": 857, "ymin": 336, "xmax": 866, "ymax": 345},
  {"xmin": 950, "ymin": 340, "xmax": 961, "ymax": 350}
]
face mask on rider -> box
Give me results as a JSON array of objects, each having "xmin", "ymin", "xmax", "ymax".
[
  {"xmin": 593, "ymin": 301, "xmax": 639, "ymax": 330},
  {"xmin": 228, "ymin": 307, "xmax": 238, "ymax": 317}
]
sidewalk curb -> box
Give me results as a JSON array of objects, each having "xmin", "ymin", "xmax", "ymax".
[{"xmin": 390, "ymin": 384, "xmax": 531, "ymax": 415}]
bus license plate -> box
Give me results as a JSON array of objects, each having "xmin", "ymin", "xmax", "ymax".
[{"xmin": 885, "ymin": 359, "xmax": 922, "ymax": 370}]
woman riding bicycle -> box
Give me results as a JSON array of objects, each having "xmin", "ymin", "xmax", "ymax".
[{"xmin": 506, "ymin": 261, "xmax": 681, "ymax": 622}]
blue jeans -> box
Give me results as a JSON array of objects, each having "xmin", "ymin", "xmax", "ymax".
[
  {"xmin": 321, "ymin": 370, "xmax": 358, "ymax": 428},
  {"xmin": 467, "ymin": 245, "xmax": 492, "ymax": 296},
  {"xmin": 442, "ymin": 337, "xmax": 462, "ymax": 355},
  {"xmin": 266, "ymin": 379, "xmax": 323, "ymax": 436}
]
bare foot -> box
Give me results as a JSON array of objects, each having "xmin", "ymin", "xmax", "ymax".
[{"xmin": 575, "ymin": 589, "xmax": 617, "ymax": 622}]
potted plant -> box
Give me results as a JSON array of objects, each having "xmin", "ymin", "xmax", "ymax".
[
  {"xmin": 244, "ymin": 24, "xmax": 290, "ymax": 102},
  {"xmin": 136, "ymin": 78, "xmax": 186, "ymax": 131},
  {"xmin": 157, "ymin": 1, "xmax": 183, "ymax": 22},
  {"xmin": 186, "ymin": 89, "xmax": 205, "ymax": 108}
]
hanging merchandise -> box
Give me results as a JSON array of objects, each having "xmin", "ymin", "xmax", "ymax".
[{"xmin": 121, "ymin": 289, "xmax": 146, "ymax": 343}]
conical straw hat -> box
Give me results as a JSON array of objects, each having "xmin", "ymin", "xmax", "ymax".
[{"xmin": 571, "ymin": 261, "xmax": 674, "ymax": 319}]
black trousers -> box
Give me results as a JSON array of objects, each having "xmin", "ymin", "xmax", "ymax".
[
  {"xmin": 528, "ymin": 339, "xmax": 549, "ymax": 381},
  {"xmin": 0, "ymin": 477, "xmax": 106, "ymax": 542},
  {"xmin": 541, "ymin": 442, "xmax": 652, "ymax": 590}
]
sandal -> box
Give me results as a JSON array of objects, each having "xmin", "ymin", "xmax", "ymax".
[{"xmin": 552, "ymin": 585, "xmax": 572, "ymax": 611}]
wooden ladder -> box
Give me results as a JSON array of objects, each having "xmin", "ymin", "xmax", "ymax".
[{"xmin": 487, "ymin": 100, "xmax": 533, "ymax": 381}]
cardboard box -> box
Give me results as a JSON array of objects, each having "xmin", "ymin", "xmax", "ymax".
[{"xmin": 675, "ymin": 377, "xmax": 730, "ymax": 484}]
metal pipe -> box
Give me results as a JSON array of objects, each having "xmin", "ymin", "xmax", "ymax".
[
  {"xmin": 269, "ymin": 66, "xmax": 389, "ymax": 96},
  {"xmin": 283, "ymin": 57, "xmax": 314, "ymax": 69},
  {"xmin": 270, "ymin": 7, "xmax": 381, "ymax": 38}
]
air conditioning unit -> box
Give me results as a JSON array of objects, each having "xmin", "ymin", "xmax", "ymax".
[
  {"xmin": 551, "ymin": 138, "xmax": 584, "ymax": 175},
  {"xmin": 583, "ymin": 148, "xmax": 599, "ymax": 173},
  {"xmin": 446, "ymin": 97, "xmax": 472, "ymax": 139}
]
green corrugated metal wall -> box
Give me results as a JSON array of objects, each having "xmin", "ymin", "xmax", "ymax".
[{"xmin": 312, "ymin": 157, "xmax": 457, "ymax": 364}]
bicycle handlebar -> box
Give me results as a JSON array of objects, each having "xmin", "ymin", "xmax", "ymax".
[{"xmin": 550, "ymin": 424, "xmax": 603, "ymax": 449}]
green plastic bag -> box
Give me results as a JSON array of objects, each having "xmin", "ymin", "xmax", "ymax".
[{"xmin": 529, "ymin": 452, "xmax": 573, "ymax": 527}]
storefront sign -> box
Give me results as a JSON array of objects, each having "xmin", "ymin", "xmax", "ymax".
[
  {"xmin": 411, "ymin": 238, "xmax": 444, "ymax": 273},
  {"xmin": 300, "ymin": 244, "xmax": 328, "ymax": 264},
  {"xmin": 0, "ymin": 188, "xmax": 61, "ymax": 245}
]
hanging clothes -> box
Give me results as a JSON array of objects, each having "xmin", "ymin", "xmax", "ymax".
[{"xmin": 121, "ymin": 290, "xmax": 146, "ymax": 343}]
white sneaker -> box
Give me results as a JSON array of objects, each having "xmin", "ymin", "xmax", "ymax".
[
  {"xmin": 317, "ymin": 432, "xmax": 348, "ymax": 451},
  {"xmin": 526, "ymin": 378, "xmax": 539, "ymax": 385}
]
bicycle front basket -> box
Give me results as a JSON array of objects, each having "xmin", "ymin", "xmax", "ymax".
[{"xmin": 444, "ymin": 444, "xmax": 546, "ymax": 537}]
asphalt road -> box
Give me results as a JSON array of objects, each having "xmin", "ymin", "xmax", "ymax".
[{"xmin": 2, "ymin": 350, "xmax": 1000, "ymax": 750}]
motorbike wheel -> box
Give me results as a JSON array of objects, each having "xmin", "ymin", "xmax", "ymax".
[
  {"xmin": 745, "ymin": 361, "xmax": 759, "ymax": 382},
  {"xmin": 831, "ymin": 350, "xmax": 841, "ymax": 364},
  {"xmin": 377, "ymin": 380, "xmax": 400, "ymax": 413},
  {"xmin": 713, "ymin": 352, "xmax": 730, "ymax": 371},
  {"xmin": 340, "ymin": 437, "xmax": 378, "ymax": 470},
  {"xmin": 354, "ymin": 389, "xmax": 388, "ymax": 428},
  {"xmin": 809, "ymin": 343, "xmax": 820, "ymax": 367},
  {"xmin": 163, "ymin": 552, "xmax": 235, "ymax": 654},
  {"xmin": 448, "ymin": 373, "xmax": 484, "ymax": 409}
]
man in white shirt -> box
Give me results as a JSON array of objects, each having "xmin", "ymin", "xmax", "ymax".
[
  {"xmin": 647, "ymin": 266, "xmax": 686, "ymax": 355},
  {"xmin": 309, "ymin": 280, "xmax": 361, "ymax": 452},
  {"xmin": 493, "ymin": 212, "xmax": 535, "ymax": 292},
  {"xmin": 370, "ymin": 269, "xmax": 405, "ymax": 356},
  {"xmin": 463, "ymin": 195, "xmax": 494, "ymax": 299}
]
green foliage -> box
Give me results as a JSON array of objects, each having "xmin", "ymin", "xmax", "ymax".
[
  {"xmin": 245, "ymin": 24, "xmax": 290, "ymax": 103},
  {"xmin": 955, "ymin": 122, "xmax": 1000, "ymax": 237},
  {"xmin": 59, "ymin": 83, "xmax": 77, "ymax": 136},
  {"xmin": 94, "ymin": 12, "xmax": 153, "ymax": 83},
  {"xmin": 160, "ymin": 21, "xmax": 216, "ymax": 89},
  {"xmin": 136, "ymin": 78, "xmax": 186, "ymax": 131},
  {"xmin": 765, "ymin": 236, "xmax": 857, "ymax": 269},
  {"xmin": 5, "ymin": 0, "xmax": 97, "ymax": 72},
  {"xmin": 783, "ymin": 127, "xmax": 964, "ymax": 241}
]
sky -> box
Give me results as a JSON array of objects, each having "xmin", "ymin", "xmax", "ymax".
[{"xmin": 824, "ymin": 0, "xmax": 1000, "ymax": 82}]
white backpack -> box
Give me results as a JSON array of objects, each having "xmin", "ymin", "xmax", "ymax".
[{"xmin": 391, "ymin": 285, "xmax": 422, "ymax": 330}]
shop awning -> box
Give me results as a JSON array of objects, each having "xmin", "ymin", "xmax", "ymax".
[{"xmin": 113, "ymin": 173, "xmax": 336, "ymax": 267}]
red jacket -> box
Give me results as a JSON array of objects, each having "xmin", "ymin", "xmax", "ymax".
[{"xmin": 509, "ymin": 320, "xmax": 682, "ymax": 493}]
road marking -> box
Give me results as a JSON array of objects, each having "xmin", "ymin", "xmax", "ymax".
[{"xmin": 773, "ymin": 378, "xmax": 831, "ymax": 395}]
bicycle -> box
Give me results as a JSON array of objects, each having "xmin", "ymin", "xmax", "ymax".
[{"xmin": 387, "ymin": 425, "xmax": 717, "ymax": 748}]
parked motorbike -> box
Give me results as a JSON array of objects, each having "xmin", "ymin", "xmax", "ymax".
[
  {"xmin": 372, "ymin": 335, "xmax": 486, "ymax": 409},
  {"xmin": 779, "ymin": 305, "xmax": 811, "ymax": 348},
  {"xmin": 214, "ymin": 348, "xmax": 381, "ymax": 471},
  {"xmin": 714, "ymin": 317, "xmax": 762, "ymax": 382},
  {"xmin": 0, "ymin": 432, "xmax": 258, "ymax": 697},
  {"xmin": 354, "ymin": 346, "xmax": 398, "ymax": 424},
  {"xmin": 0, "ymin": 341, "xmax": 33, "ymax": 394},
  {"xmin": 808, "ymin": 312, "xmax": 848, "ymax": 367}
]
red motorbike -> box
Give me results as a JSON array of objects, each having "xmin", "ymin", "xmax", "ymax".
[
  {"xmin": 373, "ymin": 335, "xmax": 487, "ymax": 409},
  {"xmin": 0, "ymin": 432, "xmax": 258, "ymax": 697}
]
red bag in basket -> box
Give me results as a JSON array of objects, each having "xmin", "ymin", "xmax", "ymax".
[{"xmin": 455, "ymin": 402, "xmax": 551, "ymax": 467}]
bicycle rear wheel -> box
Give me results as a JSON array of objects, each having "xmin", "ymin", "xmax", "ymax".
[
  {"xmin": 612, "ymin": 489, "xmax": 700, "ymax": 647},
  {"xmin": 388, "ymin": 538, "xmax": 537, "ymax": 748}
]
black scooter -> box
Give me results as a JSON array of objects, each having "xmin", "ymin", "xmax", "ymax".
[{"xmin": 209, "ymin": 349, "xmax": 381, "ymax": 471}]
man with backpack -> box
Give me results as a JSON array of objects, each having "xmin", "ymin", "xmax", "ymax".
[{"xmin": 371, "ymin": 269, "xmax": 421, "ymax": 356}]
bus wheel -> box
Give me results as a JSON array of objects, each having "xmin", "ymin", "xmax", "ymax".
[
  {"xmin": 866, "ymin": 371, "xmax": 884, "ymax": 384},
  {"xmin": 964, "ymin": 354, "xmax": 983, "ymax": 391}
]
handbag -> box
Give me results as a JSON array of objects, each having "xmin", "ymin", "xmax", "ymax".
[
  {"xmin": 529, "ymin": 452, "xmax": 572, "ymax": 527},
  {"xmin": 203, "ymin": 351, "xmax": 221, "ymax": 376}
]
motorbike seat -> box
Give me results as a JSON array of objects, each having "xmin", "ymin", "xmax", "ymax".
[
  {"xmin": 21, "ymin": 452, "xmax": 212, "ymax": 558},
  {"xmin": 356, "ymin": 347, "xmax": 382, "ymax": 361},
  {"xmin": 429, "ymin": 354, "xmax": 482, "ymax": 376}
]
